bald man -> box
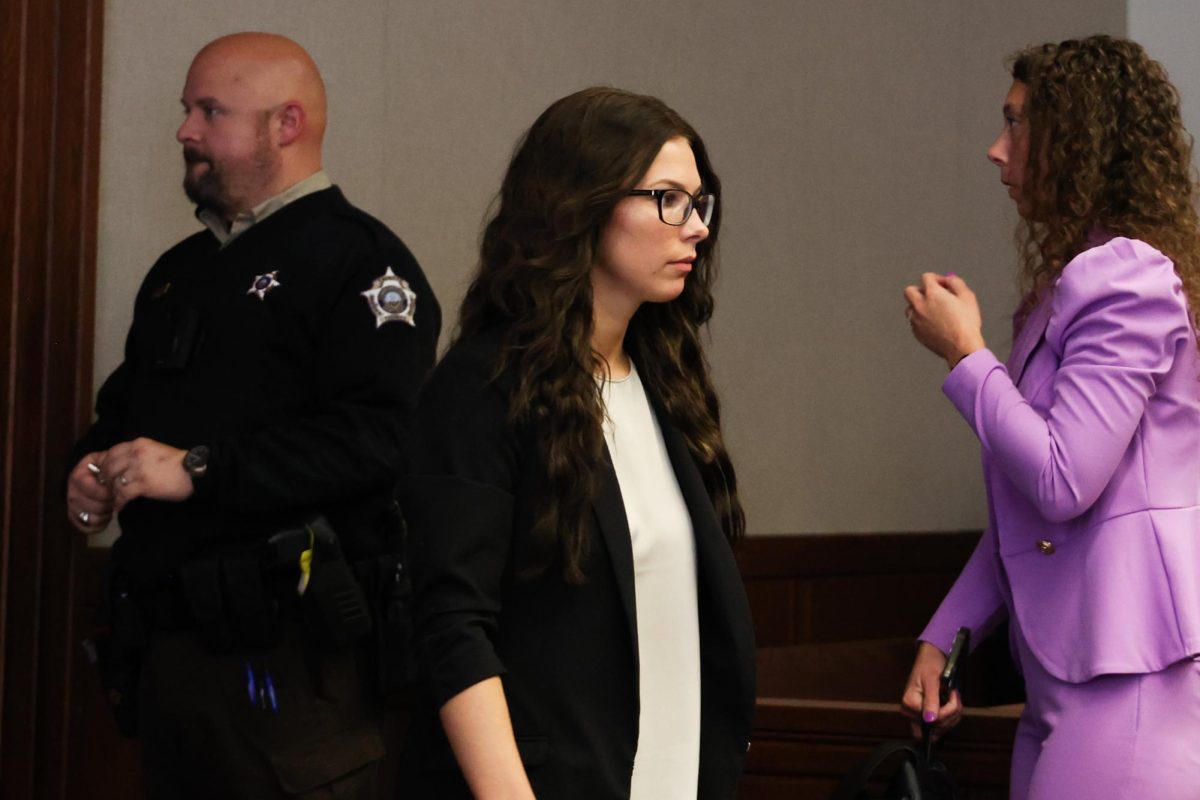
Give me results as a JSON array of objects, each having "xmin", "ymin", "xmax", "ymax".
[{"xmin": 66, "ymin": 33, "xmax": 439, "ymax": 797}]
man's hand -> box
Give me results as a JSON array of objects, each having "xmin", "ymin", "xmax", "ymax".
[
  {"xmin": 100, "ymin": 438, "xmax": 195, "ymax": 512},
  {"xmin": 67, "ymin": 453, "xmax": 115, "ymax": 534}
]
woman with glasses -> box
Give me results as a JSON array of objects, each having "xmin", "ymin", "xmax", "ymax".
[
  {"xmin": 402, "ymin": 87, "xmax": 755, "ymax": 799},
  {"xmin": 902, "ymin": 36, "xmax": 1200, "ymax": 798}
]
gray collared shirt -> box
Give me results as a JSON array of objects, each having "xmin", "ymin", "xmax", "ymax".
[{"xmin": 197, "ymin": 170, "xmax": 334, "ymax": 248}]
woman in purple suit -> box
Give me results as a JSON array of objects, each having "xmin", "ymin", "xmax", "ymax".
[{"xmin": 901, "ymin": 36, "xmax": 1200, "ymax": 798}]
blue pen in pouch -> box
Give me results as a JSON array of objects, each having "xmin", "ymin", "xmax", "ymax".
[
  {"xmin": 264, "ymin": 668, "xmax": 279, "ymax": 714},
  {"xmin": 244, "ymin": 661, "xmax": 257, "ymax": 706}
]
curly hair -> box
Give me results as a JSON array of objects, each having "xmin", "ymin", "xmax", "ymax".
[
  {"xmin": 1010, "ymin": 35, "xmax": 1200, "ymax": 324},
  {"xmin": 458, "ymin": 87, "xmax": 745, "ymax": 583}
]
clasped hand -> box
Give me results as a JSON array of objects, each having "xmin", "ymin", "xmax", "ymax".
[
  {"xmin": 904, "ymin": 273, "xmax": 986, "ymax": 369},
  {"xmin": 66, "ymin": 437, "xmax": 193, "ymax": 534}
]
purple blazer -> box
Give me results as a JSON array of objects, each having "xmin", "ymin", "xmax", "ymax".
[{"xmin": 921, "ymin": 233, "xmax": 1200, "ymax": 683}]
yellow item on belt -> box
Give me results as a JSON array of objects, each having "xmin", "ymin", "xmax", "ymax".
[{"xmin": 297, "ymin": 528, "xmax": 314, "ymax": 595}]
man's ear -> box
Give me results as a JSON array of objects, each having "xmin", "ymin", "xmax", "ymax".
[{"xmin": 275, "ymin": 101, "xmax": 305, "ymax": 146}]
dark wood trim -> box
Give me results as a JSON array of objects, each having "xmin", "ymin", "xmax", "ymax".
[
  {"xmin": 736, "ymin": 532, "xmax": 1021, "ymax": 798},
  {"xmin": 735, "ymin": 531, "xmax": 984, "ymax": 648},
  {"xmin": 0, "ymin": 0, "xmax": 106, "ymax": 796},
  {"xmin": 735, "ymin": 530, "xmax": 981, "ymax": 578},
  {"xmin": 742, "ymin": 699, "xmax": 1019, "ymax": 799}
]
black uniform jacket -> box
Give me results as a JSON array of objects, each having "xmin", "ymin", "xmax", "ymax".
[
  {"xmin": 403, "ymin": 331, "xmax": 756, "ymax": 799},
  {"xmin": 72, "ymin": 186, "xmax": 440, "ymax": 580}
]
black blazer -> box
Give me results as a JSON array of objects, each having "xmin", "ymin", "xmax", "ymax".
[{"xmin": 401, "ymin": 332, "xmax": 756, "ymax": 799}]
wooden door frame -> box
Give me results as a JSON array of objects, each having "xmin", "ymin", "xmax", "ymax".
[{"xmin": 0, "ymin": 0, "xmax": 106, "ymax": 796}]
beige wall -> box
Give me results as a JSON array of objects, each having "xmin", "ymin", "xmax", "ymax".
[{"xmin": 96, "ymin": 1, "xmax": 1126, "ymax": 536}]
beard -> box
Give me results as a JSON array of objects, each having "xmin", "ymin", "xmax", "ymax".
[
  {"xmin": 183, "ymin": 153, "xmax": 228, "ymax": 215},
  {"xmin": 182, "ymin": 122, "xmax": 279, "ymax": 217}
]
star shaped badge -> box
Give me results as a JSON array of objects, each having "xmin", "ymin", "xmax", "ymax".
[
  {"xmin": 361, "ymin": 267, "xmax": 417, "ymax": 328},
  {"xmin": 247, "ymin": 270, "xmax": 281, "ymax": 300}
]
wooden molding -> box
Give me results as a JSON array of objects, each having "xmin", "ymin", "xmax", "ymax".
[
  {"xmin": 736, "ymin": 530, "xmax": 981, "ymax": 577},
  {"xmin": 743, "ymin": 699, "xmax": 1019, "ymax": 799},
  {"xmin": 0, "ymin": 0, "xmax": 107, "ymax": 796},
  {"xmin": 735, "ymin": 531, "xmax": 983, "ymax": 648}
]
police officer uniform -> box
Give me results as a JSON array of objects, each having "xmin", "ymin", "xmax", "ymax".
[{"xmin": 71, "ymin": 173, "xmax": 440, "ymax": 798}]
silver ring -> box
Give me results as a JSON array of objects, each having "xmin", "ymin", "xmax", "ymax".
[
  {"xmin": 77, "ymin": 510, "xmax": 91, "ymax": 525},
  {"xmin": 118, "ymin": 474, "xmax": 130, "ymax": 486}
]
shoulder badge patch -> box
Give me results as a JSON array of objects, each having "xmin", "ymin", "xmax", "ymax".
[
  {"xmin": 361, "ymin": 266, "xmax": 417, "ymax": 328},
  {"xmin": 247, "ymin": 270, "xmax": 281, "ymax": 300}
]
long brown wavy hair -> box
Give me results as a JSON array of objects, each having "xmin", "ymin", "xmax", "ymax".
[
  {"xmin": 458, "ymin": 86, "xmax": 745, "ymax": 583},
  {"xmin": 1010, "ymin": 35, "xmax": 1200, "ymax": 323}
]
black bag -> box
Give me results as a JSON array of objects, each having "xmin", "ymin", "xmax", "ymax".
[{"xmin": 828, "ymin": 739, "xmax": 957, "ymax": 800}]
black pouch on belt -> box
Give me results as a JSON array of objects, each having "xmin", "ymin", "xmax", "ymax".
[
  {"xmin": 222, "ymin": 554, "xmax": 284, "ymax": 651},
  {"xmin": 82, "ymin": 574, "xmax": 148, "ymax": 738},
  {"xmin": 357, "ymin": 551, "xmax": 417, "ymax": 705},
  {"xmin": 178, "ymin": 556, "xmax": 283, "ymax": 652},
  {"xmin": 355, "ymin": 500, "xmax": 418, "ymax": 704},
  {"xmin": 179, "ymin": 558, "xmax": 232, "ymax": 652}
]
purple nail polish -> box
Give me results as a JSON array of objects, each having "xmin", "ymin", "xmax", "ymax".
[
  {"xmin": 923, "ymin": 710, "xmax": 937, "ymax": 723},
  {"xmin": 946, "ymin": 272, "xmax": 957, "ymax": 278}
]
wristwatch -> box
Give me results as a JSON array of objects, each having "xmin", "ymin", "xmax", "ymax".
[{"xmin": 183, "ymin": 445, "xmax": 210, "ymax": 479}]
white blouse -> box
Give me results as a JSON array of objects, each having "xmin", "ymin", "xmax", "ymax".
[{"xmin": 600, "ymin": 362, "xmax": 701, "ymax": 800}]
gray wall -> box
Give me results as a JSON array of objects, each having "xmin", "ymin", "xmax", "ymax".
[
  {"xmin": 95, "ymin": 1, "xmax": 1127, "ymax": 537},
  {"xmin": 1129, "ymin": 0, "xmax": 1200, "ymax": 151}
]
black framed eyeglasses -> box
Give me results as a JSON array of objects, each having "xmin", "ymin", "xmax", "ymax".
[{"xmin": 628, "ymin": 188, "xmax": 716, "ymax": 226}]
